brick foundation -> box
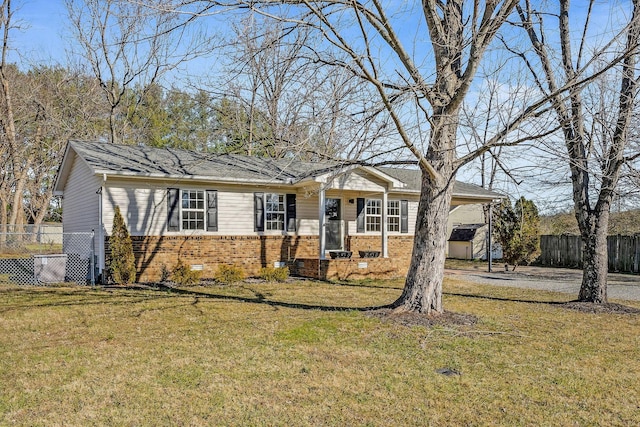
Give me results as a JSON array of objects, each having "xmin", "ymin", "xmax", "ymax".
[
  {"xmin": 291, "ymin": 257, "xmax": 407, "ymax": 281},
  {"xmin": 105, "ymin": 234, "xmax": 415, "ymax": 283},
  {"xmin": 346, "ymin": 235, "xmax": 415, "ymax": 259}
]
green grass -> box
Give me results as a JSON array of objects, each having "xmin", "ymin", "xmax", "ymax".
[
  {"xmin": 0, "ymin": 278, "xmax": 639, "ymax": 426},
  {"xmin": 0, "ymin": 243, "xmax": 63, "ymax": 258}
]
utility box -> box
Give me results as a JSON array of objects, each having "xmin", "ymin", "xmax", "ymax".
[{"xmin": 33, "ymin": 254, "xmax": 68, "ymax": 283}]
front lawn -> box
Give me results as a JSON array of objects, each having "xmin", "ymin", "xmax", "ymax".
[{"xmin": 0, "ymin": 278, "xmax": 638, "ymax": 426}]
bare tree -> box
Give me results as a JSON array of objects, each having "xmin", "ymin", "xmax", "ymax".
[
  {"xmin": 516, "ymin": 0, "xmax": 640, "ymax": 303},
  {"xmin": 1, "ymin": 0, "xmax": 110, "ymax": 236},
  {"xmin": 209, "ymin": 0, "xmax": 522, "ymax": 314},
  {"xmin": 66, "ymin": 0, "xmax": 212, "ymax": 144},
  {"xmin": 159, "ymin": 1, "xmax": 633, "ymax": 313},
  {"xmin": 0, "ymin": 0, "xmax": 21, "ymax": 232},
  {"xmin": 24, "ymin": 66, "xmax": 106, "ymax": 231},
  {"xmin": 211, "ymin": 15, "xmax": 373, "ymax": 160},
  {"xmin": 459, "ymin": 60, "xmax": 543, "ymax": 193}
]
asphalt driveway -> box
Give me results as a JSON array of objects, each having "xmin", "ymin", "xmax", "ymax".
[{"xmin": 445, "ymin": 265, "xmax": 640, "ymax": 302}]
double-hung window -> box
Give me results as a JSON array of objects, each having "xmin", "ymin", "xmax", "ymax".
[
  {"xmin": 167, "ymin": 188, "xmax": 218, "ymax": 232},
  {"xmin": 365, "ymin": 199, "xmax": 382, "ymax": 232},
  {"xmin": 265, "ymin": 193, "xmax": 286, "ymax": 231},
  {"xmin": 387, "ymin": 200, "xmax": 400, "ymax": 232},
  {"xmin": 254, "ymin": 192, "xmax": 297, "ymax": 232},
  {"xmin": 357, "ymin": 197, "xmax": 408, "ymax": 234},
  {"xmin": 181, "ymin": 190, "xmax": 205, "ymax": 230}
]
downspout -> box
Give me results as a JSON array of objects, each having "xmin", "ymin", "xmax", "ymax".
[
  {"xmin": 97, "ymin": 173, "xmax": 106, "ymax": 281},
  {"xmin": 382, "ymin": 190, "xmax": 388, "ymax": 258},
  {"xmin": 318, "ymin": 186, "xmax": 326, "ymax": 260},
  {"xmin": 487, "ymin": 202, "xmax": 493, "ymax": 273}
]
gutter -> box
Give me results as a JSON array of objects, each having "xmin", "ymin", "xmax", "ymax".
[{"xmin": 93, "ymin": 169, "xmax": 294, "ymax": 186}]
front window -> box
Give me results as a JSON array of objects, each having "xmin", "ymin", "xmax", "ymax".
[
  {"xmin": 265, "ymin": 193, "xmax": 285, "ymax": 231},
  {"xmin": 182, "ymin": 190, "xmax": 205, "ymax": 230},
  {"xmin": 366, "ymin": 199, "xmax": 382, "ymax": 232},
  {"xmin": 387, "ymin": 200, "xmax": 400, "ymax": 232}
]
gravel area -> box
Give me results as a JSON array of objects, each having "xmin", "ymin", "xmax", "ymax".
[{"xmin": 445, "ymin": 265, "xmax": 640, "ymax": 302}]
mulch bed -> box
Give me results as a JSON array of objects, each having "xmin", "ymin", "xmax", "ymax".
[
  {"xmin": 368, "ymin": 301, "xmax": 639, "ymax": 328},
  {"xmin": 367, "ymin": 308, "xmax": 478, "ymax": 328},
  {"xmin": 562, "ymin": 301, "xmax": 640, "ymax": 314}
]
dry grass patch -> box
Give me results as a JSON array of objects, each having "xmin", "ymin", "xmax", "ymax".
[{"xmin": 0, "ymin": 278, "xmax": 639, "ymax": 426}]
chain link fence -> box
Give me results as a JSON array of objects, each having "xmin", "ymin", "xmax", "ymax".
[{"xmin": 0, "ymin": 228, "xmax": 95, "ymax": 286}]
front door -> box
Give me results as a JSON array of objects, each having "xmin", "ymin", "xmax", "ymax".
[{"xmin": 325, "ymin": 198, "xmax": 342, "ymax": 250}]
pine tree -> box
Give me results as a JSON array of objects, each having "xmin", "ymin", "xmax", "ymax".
[{"xmin": 108, "ymin": 205, "xmax": 137, "ymax": 284}]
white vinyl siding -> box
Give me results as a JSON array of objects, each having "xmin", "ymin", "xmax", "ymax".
[
  {"xmin": 94, "ymin": 177, "xmax": 422, "ymax": 239},
  {"xmin": 326, "ymin": 170, "xmax": 387, "ymax": 192},
  {"xmin": 296, "ymin": 193, "xmax": 320, "ymax": 234},
  {"xmin": 62, "ymin": 155, "xmax": 100, "ymax": 234},
  {"xmin": 102, "ymin": 183, "xmax": 168, "ymax": 236},
  {"xmin": 101, "ymin": 179, "xmax": 287, "ymax": 236}
]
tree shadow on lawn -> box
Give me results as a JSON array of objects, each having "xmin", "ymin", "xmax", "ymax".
[
  {"xmin": 150, "ymin": 282, "xmax": 390, "ymax": 312},
  {"xmin": 7, "ymin": 282, "xmax": 634, "ymax": 330},
  {"xmin": 444, "ymin": 291, "xmax": 640, "ymax": 315},
  {"xmin": 0, "ymin": 282, "xmax": 398, "ymax": 316},
  {"xmin": 0, "ymin": 286, "xmax": 192, "ymax": 314},
  {"xmin": 150, "ymin": 283, "xmax": 482, "ymax": 328}
]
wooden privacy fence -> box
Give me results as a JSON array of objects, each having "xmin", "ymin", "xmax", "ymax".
[{"xmin": 538, "ymin": 235, "xmax": 640, "ymax": 274}]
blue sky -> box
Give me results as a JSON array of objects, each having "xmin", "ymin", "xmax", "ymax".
[
  {"xmin": 9, "ymin": 0, "xmax": 68, "ymax": 65},
  {"xmin": 7, "ymin": 0, "xmax": 637, "ymax": 211}
]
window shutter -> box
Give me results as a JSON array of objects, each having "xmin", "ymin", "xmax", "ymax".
[
  {"xmin": 286, "ymin": 193, "xmax": 296, "ymax": 232},
  {"xmin": 400, "ymin": 200, "xmax": 409, "ymax": 233},
  {"xmin": 167, "ymin": 188, "xmax": 180, "ymax": 231},
  {"xmin": 206, "ymin": 190, "xmax": 218, "ymax": 232},
  {"xmin": 356, "ymin": 198, "xmax": 365, "ymax": 233},
  {"xmin": 254, "ymin": 192, "xmax": 264, "ymax": 232}
]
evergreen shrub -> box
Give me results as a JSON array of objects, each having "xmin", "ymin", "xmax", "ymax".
[
  {"xmin": 170, "ymin": 259, "xmax": 201, "ymax": 285},
  {"xmin": 258, "ymin": 266, "xmax": 289, "ymax": 282},
  {"xmin": 108, "ymin": 205, "xmax": 137, "ymax": 284},
  {"xmin": 215, "ymin": 264, "xmax": 245, "ymax": 284}
]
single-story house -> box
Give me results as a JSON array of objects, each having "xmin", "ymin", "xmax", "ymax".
[{"xmin": 53, "ymin": 140, "xmax": 504, "ymax": 282}]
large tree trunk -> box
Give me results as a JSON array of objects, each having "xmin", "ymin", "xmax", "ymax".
[
  {"xmin": 0, "ymin": 193, "xmax": 7, "ymax": 249},
  {"xmin": 393, "ymin": 109, "xmax": 457, "ymax": 315},
  {"xmin": 393, "ymin": 172, "xmax": 454, "ymax": 314},
  {"xmin": 9, "ymin": 156, "xmax": 29, "ymax": 226},
  {"xmin": 517, "ymin": 0, "xmax": 640, "ymax": 305},
  {"xmin": 575, "ymin": 0, "xmax": 639, "ymax": 303},
  {"xmin": 578, "ymin": 217, "xmax": 609, "ymax": 303}
]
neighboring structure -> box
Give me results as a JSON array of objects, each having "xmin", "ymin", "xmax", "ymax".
[
  {"xmin": 448, "ymin": 224, "xmax": 487, "ymax": 260},
  {"xmin": 447, "ymin": 204, "xmax": 488, "ymax": 260},
  {"xmin": 54, "ymin": 141, "xmax": 504, "ymax": 282}
]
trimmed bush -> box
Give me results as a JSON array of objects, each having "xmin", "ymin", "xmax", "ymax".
[
  {"xmin": 170, "ymin": 259, "xmax": 201, "ymax": 286},
  {"xmin": 215, "ymin": 264, "xmax": 245, "ymax": 284},
  {"xmin": 160, "ymin": 263, "xmax": 171, "ymax": 282},
  {"xmin": 108, "ymin": 205, "xmax": 137, "ymax": 285},
  {"xmin": 258, "ymin": 266, "xmax": 289, "ymax": 282}
]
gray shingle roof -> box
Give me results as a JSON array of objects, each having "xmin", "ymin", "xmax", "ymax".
[
  {"xmin": 64, "ymin": 140, "xmax": 505, "ymax": 200},
  {"xmin": 379, "ymin": 167, "xmax": 505, "ymax": 199},
  {"xmin": 69, "ymin": 140, "xmax": 340, "ymax": 184},
  {"xmin": 448, "ymin": 224, "xmax": 486, "ymax": 241}
]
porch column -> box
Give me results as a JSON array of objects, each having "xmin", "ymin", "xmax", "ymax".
[
  {"xmin": 319, "ymin": 187, "xmax": 326, "ymax": 260},
  {"xmin": 382, "ymin": 190, "xmax": 388, "ymax": 258}
]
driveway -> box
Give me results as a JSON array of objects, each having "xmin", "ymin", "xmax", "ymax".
[{"xmin": 445, "ymin": 265, "xmax": 640, "ymax": 302}]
